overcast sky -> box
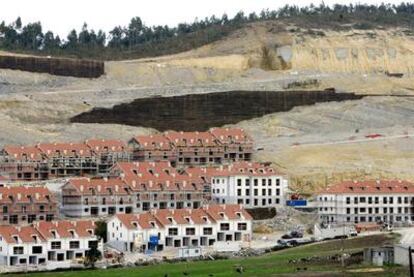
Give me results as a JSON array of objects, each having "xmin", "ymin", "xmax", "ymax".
[{"xmin": 0, "ymin": 0, "xmax": 405, "ymax": 38}]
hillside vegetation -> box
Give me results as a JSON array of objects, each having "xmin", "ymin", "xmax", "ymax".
[{"xmin": 2, "ymin": 3, "xmax": 414, "ymax": 60}]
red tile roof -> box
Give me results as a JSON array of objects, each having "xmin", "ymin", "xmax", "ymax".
[
  {"xmin": 210, "ymin": 127, "xmax": 253, "ymax": 144},
  {"xmin": 115, "ymin": 204, "xmax": 252, "ymax": 230},
  {"xmin": 35, "ymin": 220, "xmax": 96, "ymax": 239},
  {"xmin": 113, "ymin": 162, "xmax": 204, "ymax": 192},
  {"xmin": 3, "ymin": 145, "xmax": 44, "ymax": 161},
  {"xmin": 85, "ymin": 139, "xmax": 127, "ymax": 153},
  {"xmin": 0, "ymin": 186, "xmax": 56, "ymax": 204},
  {"xmin": 0, "ymin": 225, "xmax": 45, "ymax": 243},
  {"xmin": 130, "ymin": 134, "xmax": 172, "ymax": 151},
  {"xmin": 186, "ymin": 161, "xmax": 280, "ymax": 178},
  {"xmin": 66, "ymin": 177, "xmax": 130, "ymax": 196},
  {"xmin": 37, "ymin": 142, "xmax": 93, "ymax": 158},
  {"xmin": 319, "ymin": 180, "xmax": 414, "ymax": 194},
  {"xmin": 164, "ymin": 131, "xmax": 217, "ymax": 147}
]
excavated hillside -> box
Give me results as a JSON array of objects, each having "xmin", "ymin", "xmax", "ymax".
[{"xmin": 0, "ymin": 21, "xmax": 414, "ymax": 192}]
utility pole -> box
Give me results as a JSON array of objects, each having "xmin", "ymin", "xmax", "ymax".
[{"xmin": 409, "ymin": 246, "xmax": 414, "ymax": 277}]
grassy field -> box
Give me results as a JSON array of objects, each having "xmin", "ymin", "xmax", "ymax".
[{"xmin": 8, "ymin": 234, "xmax": 409, "ymax": 277}]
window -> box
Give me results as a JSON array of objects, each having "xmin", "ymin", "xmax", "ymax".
[
  {"xmin": 220, "ymin": 223, "xmax": 230, "ymax": 231},
  {"xmin": 13, "ymin": 246, "xmax": 24, "ymax": 255},
  {"xmin": 245, "ymin": 189, "xmax": 250, "ymax": 196},
  {"xmin": 2, "ymin": 206, "xmax": 7, "ymax": 213},
  {"xmin": 237, "ymin": 189, "xmax": 242, "ymax": 196},
  {"xmin": 237, "ymin": 179, "xmax": 242, "ymax": 186},
  {"xmin": 70, "ymin": 241, "xmax": 80, "ymax": 249},
  {"xmin": 168, "ymin": 228, "xmax": 178, "ymax": 236},
  {"xmin": 203, "ymin": 227, "xmax": 213, "ymax": 235},
  {"xmin": 32, "ymin": 246, "xmax": 42, "ymax": 254},
  {"xmin": 186, "ymin": 228, "xmax": 196, "ymax": 236},
  {"xmin": 51, "ymin": 241, "xmax": 61, "ymax": 249},
  {"xmin": 237, "ymin": 223, "xmax": 247, "ymax": 231}
]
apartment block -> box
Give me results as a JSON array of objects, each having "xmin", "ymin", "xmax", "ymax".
[
  {"xmin": 317, "ymin": 180, "xmax": 414, "ymax": 224},
  {"xmin": 0, "ymin": 220, "xmax": 102, "ymax": 267},
  {"xmin": 186, "ymin": 162, "xmax": 288, "ymax": 209},
  {"xmin": 61, "ymin": 161, "xmax": 206, "ymax": 217},
  {"xmin": 128, "ymin": 128, "xmax": 254, "ymax": 166},
  {"xmin": 0, "ymin": 139, "xmax": 130, "ymax": 181},
  {"xmin": 0, "ymin": 186, "xmax": 58, "ymax": 225},
  {"xmin": 107, "ymin": 204, "xmax": 252, "ymax": 253}
]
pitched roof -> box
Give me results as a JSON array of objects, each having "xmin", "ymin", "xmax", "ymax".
[
  {"xmin": 115, "ymin": 204, "xmax": 252, "ymax": 230},
  {"xmin": 0, "ymin": 186, "xmax": 56, "ymax": 204},
  {"xmin": 66, "ymin": 177, "xmax": 130, "ymax": 196},
  {"xmin": 209, "ymin": 127, "xmax": 253, "ymax": 144},
  {"xmin": 113, "ymin": 162, "xmax": 204, "ymax": 192},
  {"xmin": 37, "ymin": 142, "xmax": 92, "ymax": 158},
  {"xmin": 0, "ymin": 225, "xmax": 45, "ymax": 243},
  {"xmin": 319, "ymin": 180, "xmax": 414, "ymax": 194},
  {"xmin": 130, "ymin": 134, "xmax": 172, "ymax": 151},
  {"xmin": 3, "ymin": 145, "xmax": 43, "ymax": 161},
  {"xmin": 164, "ymin": 131, "xmax": 217, "ymax": 147},
  {"xmin": 186, "ymin": 161, "xmax": 280, "ymax": 178},
  {"xmin": 35, "ymin": 220, "xmax": 96, "ymax": 239},
  {"xmin": 85, "ymin": 139, "xmax": 127, "ymax": 153}
]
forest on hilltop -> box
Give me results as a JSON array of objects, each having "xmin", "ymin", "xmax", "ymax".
[{"xmin": 2, "ymin": 3, "xmax": 414, "ymax": 60}]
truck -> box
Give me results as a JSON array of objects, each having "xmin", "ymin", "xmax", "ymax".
[{"xmin": 313, "ymin": 224, "xmax": 357, "ymax": 241}]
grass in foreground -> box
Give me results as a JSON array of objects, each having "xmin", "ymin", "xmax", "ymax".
[{"xmin": 8, "ymin": 234, "xmax": 409, "ymax": 277}]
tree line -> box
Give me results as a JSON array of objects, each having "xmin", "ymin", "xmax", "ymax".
[{"xmin": 1, "ymin": 2, "xmax": 414, "ymax": 60}]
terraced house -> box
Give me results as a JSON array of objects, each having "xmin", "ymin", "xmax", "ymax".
[
  {"xmin": 61, "ymin": 161, "xmax": 206, "ymax": 217},
  {"xmin": 0, "ymin": 186, "xmax": 58, "ymax": 225},
  {"xmin": 128, "ymin": 128, "xmax": 254, "ymax": 166},
  {"xmin": 186, "ymin": 162, "xmax": 288, "ymax": 209},
  {"xmin": 0, "ymin": 139, "xmax": 130, "ymax": 181},
  {"xmin": 0, "ymin": 220, "xmax": 102, "ymax": 267},
  {"xmin": 107, "ymin": 204, "xmax": 252, "ymax": 253},
  {"xmin": 317, "ymin": 180, "xmax": 414, "ymax": 224}
]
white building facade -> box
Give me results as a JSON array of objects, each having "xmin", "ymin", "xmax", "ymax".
[
  {"xmin": 317, "ymin": 180, "xmax": 414, "ymax": 224},
  {"xmin": 0, "ymin": 220, "xmax": 102, "ymax": 267},
  {"xmin": 187, "ymin": 162, "xmax": 288, "ymax": 209},
  {"xmin": 107, "ymin": 204, "xmax": 252, "ymax": 253}
]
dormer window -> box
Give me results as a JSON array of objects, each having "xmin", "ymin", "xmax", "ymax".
[
  {"xmin": 32, "ymin": 235, "xmax": 38, "ymax": 243},
  {"xmin": 69, "ymin": 230, "xmax": 75, "ymax": 238},
  {"xmin": 51, "ymin": 230, "xmax": 57, "ymax": 238},
  {"xmin": 219, "ymin": 212, "xmax": 225, "ymax": 218},
  {"xmin": 13, "ymin": 235, "xmax": 18, "ymax": 243},
  {"xmin": 132, "ymin": 222, "xmax": 138, "ymax": 228},
  {"xmin": 185, "ymin": 217, "xmax": 190, "ymax": 223},
  {"xmin": 236, "ymin": 212, "xmax": 242, "ymax": 218},
  {"xmin": 202, "ymin": 216, "xmax": 208, "ymax": 223},
  {"xmin": 87, "ymin": 229, "xmax": 93, "ymax": 235},
  {"xmin": 150, "ymin": 222, "xmax": 156, "ymax": 228},
  {"xmin": 167, "ymin": 217, "xmax": 173, "ymax": 223}
]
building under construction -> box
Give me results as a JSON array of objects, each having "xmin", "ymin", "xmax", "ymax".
[
  {"xmin": 0, "ymin": 128, "xmax": 253, "ymax": 181},
  {"xmin": 0, "ymin": 139, "xmax": 130, "ymax": 181}
]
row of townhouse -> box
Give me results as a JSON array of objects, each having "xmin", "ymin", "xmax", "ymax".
[
  {"xmin": 0, "ymin": 128, "xmax": 253, "ymax": 181},
  {"xmin": 0, "ymin": 220, "xmax": 102, "ymax": 267},
  {"xmin": 129, "ymin": 127, "xmax": 253, "ymax": 166},
  {"xmin": 61, "ymin": 161, "xmax": 206, "ymax": 217},
  {"xmin": 61, "ymin": 161, "xmax": 288, "ymax": 218},
  {"xmin": 0, "ymin": 186, "xmax": 58, "ymax": 225},
  {"xmin": 0, "ymin": 139, "xmax": 130, "ymax": 181},
  {"xmin": 316, "ymin": 180, "xmax": 414, "ymax": 224},
  {"xmin": 185, "ymin": 162, "xmax": 288, "ymax": 209},
  {"xmin": 107, "ymin": 204, "xmax": 252, "ymax": 253}
]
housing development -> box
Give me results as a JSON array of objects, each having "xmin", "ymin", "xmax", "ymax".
[
  {"xmin": 0, "ymin": 126, "xmax": 412, "ymax": 274},
  {"xmin": 3, "ymin": 3, "xmax": 414, "ymax": 275}
]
